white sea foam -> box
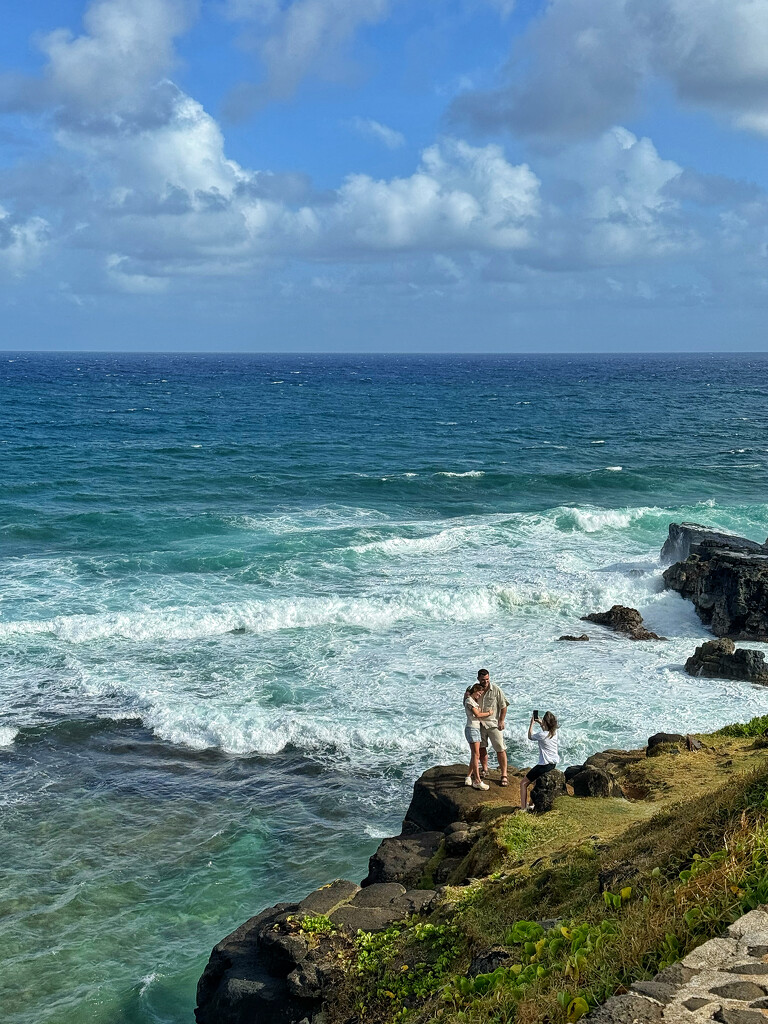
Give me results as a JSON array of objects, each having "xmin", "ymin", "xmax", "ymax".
[
  {"xmin": 5, "ymin": 500, "xmax": 768, "ymax": 768},
  {"xmin": 434, "ymin": 470, "xmax": 485, "ymax": 478},
  {"xmin": 605, "ymin": 466, "xmax": 623, "ymax": 471},
  {"xmin": 0, "ymin": 726, "xmax": 18, "ymax": 746}
]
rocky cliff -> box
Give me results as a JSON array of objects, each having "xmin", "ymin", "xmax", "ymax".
[{"xmin": 662, "ymin": 523, "xmax": 768, "ymax": 640}]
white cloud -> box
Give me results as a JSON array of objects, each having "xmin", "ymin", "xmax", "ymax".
[
  {"xmin": 41, "ymin": 0, "xmax": 195, "ymax": 127},
  {"xmin": 348, "ymin": 116, "xmax": 405, "ymax": 149},
  {"xmin": 0, "ymin": 206, "xmax": 50, "ymax": 274},
  {"xmin": 224, "ymin": 0, "xmax": 391, "ymax": 113},
  {"xmin": 454, "ymin": 0, "xmax": 768, "ymax": 141}
]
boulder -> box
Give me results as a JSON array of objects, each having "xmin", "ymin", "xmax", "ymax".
[
  {"xmin": 530, "ymin": 769, "xmax": 566, "ymax": 813},
  {"xmin": 685, "ymin": 638, "xmax": 768, "ymax": 685},
  {"xmin": 581, "ymin": 605, "xmax": 666, "ymax": 641},
  {"xmin": 662, "ymin": 528, "xmax": 768, "ymax": 641},
  {"xmin": 404, "ymin": 764, "xmax": 517, "ymax": 832},
  {"xmin": 565, "ymin": 764, "xmax": 585, "ymax": 783},
  {"xmin": 362, "ymin": 831, "xmax": 444, "ymax": 887},
  {"xmin": 648, "ymin": 732, "xmax": 686, "ymax": 749},
  {"xmin": 570, "ymin": 766, "xmax": 623, "ymax": 799},
  {"xmin": 558, "ymin": 633, "xmax": 590, "ymax": 641}
]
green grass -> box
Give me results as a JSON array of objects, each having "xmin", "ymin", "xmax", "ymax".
[{"xmin": 332, "ymin": 759, "xmax": 768, "ymax": 1024}]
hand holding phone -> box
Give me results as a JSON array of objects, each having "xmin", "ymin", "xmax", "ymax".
[{"xmin": 533, "ymin": 710, "xmax": 539, "ymax": 721}]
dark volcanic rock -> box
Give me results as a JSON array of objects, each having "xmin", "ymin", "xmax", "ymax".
[
  {"xmin": 565, "ymin": 764, "xmax": 585, "ymax": 782},
  {"xmin": 685, "ymin": 638, "xmax": 768, "ymax": 685},
  {"xmin": 581, "ymin": 604, "xmax": 666, "ymax": 641},
  {"xmin": 530, "ymin": 769, "xmax": 566, "ymax": 812},
  {"xmin": 661, "ymin": 522, "xmax": 768, "ymax": 564},
  {"xmin": 469, "ymin": 946, "xmax": 514, "ymax": 976},
  {"xmin": 558, "ymin": 633, "xmax": 590, "ymax": 641},
  {"xmin": 648, "ymin": 732, "xmax": 686, "ymax": 749},
  {"xmin": 661, "ymin": 525, "xmax": 768, "ymax": 640},
  {"xmin": 196, "ymin": 880, "xmax": 437, "ymax": 1024},
  {"xmin": 362, "ymin": 831, "xmax": 444, "ymax": 887},
  {"xmin": 404, "ymin": 763, "xmax": 517, "ymax": 832},
  {"xmin": 570, "ymin": 766, "xmax": 623, "ymax": 798}
]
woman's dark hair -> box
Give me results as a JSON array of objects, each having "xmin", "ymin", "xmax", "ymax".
[{"xmin": 542, "ymin": 711, "xmax": 558, "ymax": 735}]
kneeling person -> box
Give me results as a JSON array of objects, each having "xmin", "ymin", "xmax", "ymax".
[{"xmin": 520, "ymin": 711, "xmax": 559, "ymax": 812}]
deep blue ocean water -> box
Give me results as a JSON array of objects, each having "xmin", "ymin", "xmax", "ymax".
[{"xmin": 2, "ymin": 352, "xmax": 768, "ymax": 1023}]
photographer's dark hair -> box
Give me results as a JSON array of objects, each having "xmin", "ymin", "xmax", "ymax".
[{"xmin": 542, "ymin": 711, "xmax": 558, "ymax": 735}]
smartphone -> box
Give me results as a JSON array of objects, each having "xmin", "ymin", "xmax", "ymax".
[{"xmin": 533, "ymin": 710, "xmax": 538, "ymax": 719}]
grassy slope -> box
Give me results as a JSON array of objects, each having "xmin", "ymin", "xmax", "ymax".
[{"xmin": 334, "ymin": 719, "xmax": 768, "ymax": 1024}]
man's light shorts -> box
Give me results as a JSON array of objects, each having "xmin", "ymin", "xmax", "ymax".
[{"xmin": 480, "ymin": 725, "xmax": 506, "ymax": 752}]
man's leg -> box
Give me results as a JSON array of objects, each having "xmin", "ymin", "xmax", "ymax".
[
  {"xmin": 498, "ymin": 748, "xmax": 508, "ymax": 778},
  {"xmin": 478, "ymin": 726, "xmax": 489, "ymax": 774}
]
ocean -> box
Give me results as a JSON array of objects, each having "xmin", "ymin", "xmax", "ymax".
[{"xmin": 2, "ymin": 352, "xmax": 768, "ymax": 1023}]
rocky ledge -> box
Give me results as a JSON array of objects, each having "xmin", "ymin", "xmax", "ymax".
[{"xmin": 662, "ymin": 523, "xmax": 768, "ymax": 640}]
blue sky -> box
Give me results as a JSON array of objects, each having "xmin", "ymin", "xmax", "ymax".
[{"xmin": 2, "ymin": 0, "xmax": 768, "ymax": 351}]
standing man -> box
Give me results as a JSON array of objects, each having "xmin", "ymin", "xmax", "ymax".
[{"xmin": 474, "ymin": 668, "xmax": 509, "ymax": 787}]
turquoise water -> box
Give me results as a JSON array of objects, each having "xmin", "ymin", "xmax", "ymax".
[{"xmin": 3, "ymin": 352, "xmax": 768, "ymax": 1022}]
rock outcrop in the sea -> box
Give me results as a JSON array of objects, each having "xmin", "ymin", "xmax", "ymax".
[
  {"xmin": 661, "ymin": 523, "xmax": 768, "ymax": 640},
  {"xmin": 558, "ymin": 633, "xmax": 590, "ymax": 641},
  {"xmin": 580, "ymin": 605, "xmax": 666, "ymax": 641},
  {"xmin": 660, "ymin": 522, "xmax": 768, "ymax": 564},
  {"xmin": 685, "ymin": 637, "xmax": 768, "ymax": 685}
]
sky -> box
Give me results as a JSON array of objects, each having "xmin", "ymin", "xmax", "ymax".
[{"xmin": 2, "ymin": 0, "xmax": 768, "ymax": 351}]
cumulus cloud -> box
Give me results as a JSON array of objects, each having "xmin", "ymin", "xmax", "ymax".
[
  {"xmin": 2, "ymin": 0, "xmax": 768, "ymax": 316},
  {"xmin": 453, "ymin": 0, "xmax": 768, "ymax": 142},
  {"xmin": 347, "ymin": 116, "xmax": 405, "ymax": 149},
  {"xmin": 0, "ymin": 0, "xmax": 196, "ymax": 133}
]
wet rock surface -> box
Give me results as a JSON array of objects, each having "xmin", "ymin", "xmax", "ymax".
[
  {"xmin": 581, "ymin": 604, "xmax": 667, "ymax": 641},
  {"xmin": 586, "ymin": 909, "xmax": 768, "ymax": 1022},
  {"xmin": 685, "ymin": 638, "xmax": 768, "ymax": 686},
  {"xmin": 661, "ymin": 525, "xmax": 768, "ymax": 640}
]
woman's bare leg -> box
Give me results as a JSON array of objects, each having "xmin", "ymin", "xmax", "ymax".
[
  {"xmin": 519, "ymin": 775, "xmax": 530, "ymax": 809},
  {"xmin": 468, "ymin": 741, "xmax": 481, "ymax": 783}
]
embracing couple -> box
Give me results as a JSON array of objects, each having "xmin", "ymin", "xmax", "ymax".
[{"xmin": 463, "ymin": 668, "xmax": 509, "ymax": 791}]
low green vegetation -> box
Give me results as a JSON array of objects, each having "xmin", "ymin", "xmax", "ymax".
[
  {"xmin": 332, "ymin": 728, "xmax": 768, "ymax": 1024},
  {"xmin": 716, "ymin": 713, "xmax": 768, "ymax": 738}
]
